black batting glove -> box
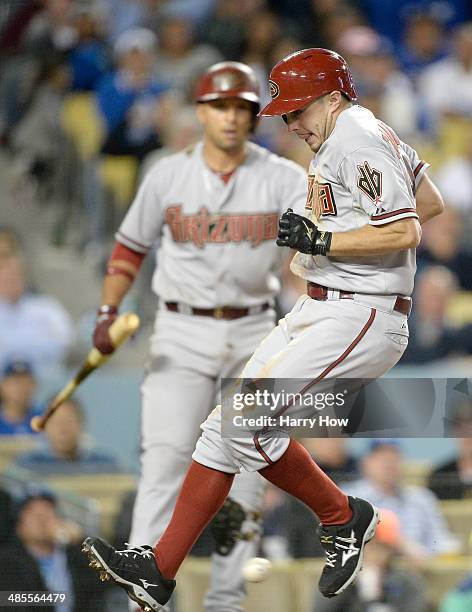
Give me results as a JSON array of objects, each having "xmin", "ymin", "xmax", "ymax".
[{"xmin": 276, "ymin": 208, "xmax": 332, "ymax": 256}]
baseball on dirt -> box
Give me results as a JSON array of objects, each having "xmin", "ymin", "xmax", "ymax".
[{"xmin": 242, "ymin": 557, "xmax": 272, "ymax": 583}]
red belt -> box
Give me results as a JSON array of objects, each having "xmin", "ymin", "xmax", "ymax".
[
  {"xmin": 306, "ymin": 282, "xmax": 412, "ymax": 316},
  {"xmin": 165, "ymin": 302, "xmax": 270, "ymax": 320}
]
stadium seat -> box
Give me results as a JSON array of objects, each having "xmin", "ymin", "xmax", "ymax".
[
  {"xmin": 439, "ymin": 116, "xmax": 472, "ymax": 161},
  {"xmin": 98, "ymin": 155, "xmax": 139, "ymax": 209},
  {"xmin": 0, "ymin": 435, "xmax": 37, "ymax": 472},
  {"xmin": 447, "ymin": 291, "xmax": 472, "ymax": 326},
  {"xmin": 440, "ymin": 500, "xmax": 472, "ymax": 552},
  {"xmin": 60, "ymin": 93, "xmax": 104, "ymax": 161}
]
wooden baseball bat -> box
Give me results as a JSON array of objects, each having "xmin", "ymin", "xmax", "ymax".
[{"xmin": 30, "ymin": 312, "xmax": 140, "ymax": 432}]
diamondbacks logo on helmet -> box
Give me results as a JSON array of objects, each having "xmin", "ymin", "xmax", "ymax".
[{"xmin": 269, "ymin": 80, "xmax": 280, "ymax": 99}]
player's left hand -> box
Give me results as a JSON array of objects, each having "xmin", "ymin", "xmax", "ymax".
[{"xmin": 276, "ymin": 209, "xmax": 332, "ymax": 255}]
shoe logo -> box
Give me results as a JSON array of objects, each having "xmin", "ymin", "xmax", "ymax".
[
  {"xmin": 321, "ymin": 535, "xmax": 333, "ymax": 544},
  {"xmin": 341, "ymin": 530, "xmax": 360, "ymax": 567},
  {"xmin": 139, "ymin": 579, "xmax": 158, "ymax": 589}
]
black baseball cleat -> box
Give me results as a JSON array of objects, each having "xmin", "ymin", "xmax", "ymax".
[
  {"xmin": 82, "ymin": 537, "xmax": 175, "ymax": 611},
  {"xmin": 318, "ymin": 496, "xmax": 379, "ymax": 598}
]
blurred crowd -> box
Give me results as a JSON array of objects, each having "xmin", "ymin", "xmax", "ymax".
[{"xmin": 1, "ymin": 2, "xmax": 472, "ymax": 610}]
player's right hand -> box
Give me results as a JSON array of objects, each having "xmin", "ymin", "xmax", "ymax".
[
  {"xmin": 276, "ymin": 208, "xmax": 316, "ymax": 252},
  {"xmin": 277, "ymin": 208, "xmax": 332, "ymax": 256},
  {"xmin": 93, "ymin": 305, "xmax": 118, "ymax": 355}
]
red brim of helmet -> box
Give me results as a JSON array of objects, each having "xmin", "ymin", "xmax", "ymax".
[{"xmin": 258, "ymin": 96, "xmax": 316, "ymax": 117}]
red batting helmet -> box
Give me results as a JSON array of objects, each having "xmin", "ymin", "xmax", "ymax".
[
  {"xmin": 195, "ymin": 61, "xmax": 260, "ymax": 111},
  {"xmin": 259, "ymin": 48, "xmax": 357, "ymax": 117}
]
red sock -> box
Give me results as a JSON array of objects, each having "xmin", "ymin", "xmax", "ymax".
[
  {"xmin": 153, "ymin": 461, "xmax": 234, "ymax": 579},
  {"xmin": 259, "ymin": 439, "xmax": 352, "ymax": 525}
]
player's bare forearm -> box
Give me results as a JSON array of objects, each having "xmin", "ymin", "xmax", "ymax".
[
  {"xmin": 415, "ymin": 173, "xmax": 444, "ymax": 225},
  {"xmin": 329, "ymin": 218, "xmax": 421, "ymax": 256},
  {"xmin": 100, "ymin": 273, "xmax": 133, "ymax": 307}
]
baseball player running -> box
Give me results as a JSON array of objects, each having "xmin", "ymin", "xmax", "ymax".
[
  {"xmin": 83, "ymin": 49, "xmax": 444, "ymax": 611},
  {"xmin": 89, "ymin": 61, "xmax": 307, "ymax": 611}
]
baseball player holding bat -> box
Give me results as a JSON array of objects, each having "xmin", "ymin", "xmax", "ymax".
[
  {"xmin": 83, "ymin": 49, "xmax": 444, "ymax": 611},
  {"xmin": 89, "ymin": 61, "xmax": 307, "ymax": 611}
]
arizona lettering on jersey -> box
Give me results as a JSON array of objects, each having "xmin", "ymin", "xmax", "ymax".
[
  {"xmin": 116, "ymin": 141, "xmax": 307, "ymax": 307},
  {"xmin": 165, "ymin": 205, "xmax": 279, "ymax": 248},
  {"xmin": 306, "ymin": 176, "xmax": 337, "ymax": 218},
  {"xmin": 291, "ymin": 105, "xmax": 429, "ymax": 296}
]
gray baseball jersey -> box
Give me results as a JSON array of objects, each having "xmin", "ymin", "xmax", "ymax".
[
  {"xmin": 291, "ymin": 105, "xmax": 429, "ymax": 296},
  {"xmin": 116, "ymin": 141, "xmax": 307, "ymax": 306}
]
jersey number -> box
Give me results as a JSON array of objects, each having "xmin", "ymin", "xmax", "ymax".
[{"xmin": 357, "ymin": 161, "xmax": 382, "ymax": 203}]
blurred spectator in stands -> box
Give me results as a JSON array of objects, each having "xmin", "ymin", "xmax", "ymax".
[
  {"xmin": 344, "ymin": 440, "xmax": 460, "ymax": 556},
  {"xmin": 263, "ymin": 438, "xmax": 359, "ymax": 558},
  {"xmin": 0, "ymin": 0, "xmax": 74, "ymax": 140},
  {"xmin": 241, "ymin": 10, "xmax": 282, "ymax": 92},
  {"xmin": 0, "ymin": 360, "xmax": 42, "ymax": 436},
  {"xmin": 0, "ymin": 226, "xmax": 22, "ymax": 261},
  {"xmin": 97, "ymin": 27, "xmax": 168, "ymax": 160},
  {"xmin": 198, "ymin": 0, "xmax": 246, "ymax": 60},
  {"xmin": 11, "ymin": 54, "xmax": 71, "ymax": 196},
  {"xmin": 417, "ymin": 208, "xmax": 472, "ymax": 290},
  {"xmin": 98, "ymin": 0, "xmax": 158, "ymax": 44},
  {"xmin": 67, "ymin": 3, "xmax": 109, "ymax": 92},
  {"xmin": 99, "ymin": 0, "xmax": 216, "ymax": 44},
  {"xmin": 398, "ymin": 10, "xmax": 448, "ymax": 81},
  {"xmin": 441, "ymin": 571, "xmax": 472, "ymax": 612},
  {"xmin": 159, "ymin": 0, "xmax": 217, "ymax": 26},
  {"xmin": 303, "ymin": 438, "xmax": 359, "ymax": 481},
  {"xmin": 0, "ymin": 254, "xmax": 73, "ymax": 375},
  {"xmin": 358, "ymin": 0, "xmax": 472, "ymax": 48},
  {"xmin": 419, "ymin": 22, "xmax": 472, "ymax": 123},
  {"xmin": 269, "ymin": 35, "xmax": 304, "ymax": 71},
  {"xmin": 337, "ymin": 26, "xmax": 419, "ymax": 138},
  {"xmin": 402, "ymin": 266, "xmax": 472, "ymax": 364},
  {"xmin": 154, "ymin": 17, "xmax": 222, "ymax": 99},
  {"xmin": 0, "ymin": 489, "xmax": 106, "ymax": 612},
  {"xmin": 0, "ymin": 0, "xmax": 44, "ymax": 54},
  {"xmin": 315, "ymin": 1, "xmax": 365, "ymax": 49},
  {"xmin": 429, "ymin": 399, "xmax": 472, "ymax": 499},
  {"xmin": 261, "ymin": 483, "xmax": 290, "ymax": 560},
  {"xmin": 296, "ymin": 0, "xmax": 365, "ymax": 50},
  {"xmin": 435, "ymin": 139, "xmax": 472, "ymax": 214},
  {"xmin": 14, "ymin": 398, "xmax": 121, "ymax": 474},
  {"xmin": 312, "ymin": 508, "xmax": 428, "ymax": 612},
  {"xmin": 140, "ymin": 104, "xmax": 201, "ymax": 174},
  {"xmin": 0, "ymin": 486, "xmax": 15, "ymax": 544},
  {"xmin": 22, "ymin": 0, "xmax": 75, "ymax": 55}
]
